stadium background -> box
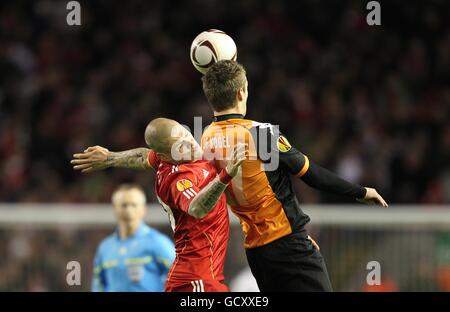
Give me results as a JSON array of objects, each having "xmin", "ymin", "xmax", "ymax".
[{"xmin": 0, "ymin": 0, "xmax": 449, "ymax": 291}]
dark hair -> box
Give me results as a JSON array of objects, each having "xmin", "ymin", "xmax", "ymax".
[{"xmin": 201, "ymin": 60, "xmax": 246, "ymax": 112}]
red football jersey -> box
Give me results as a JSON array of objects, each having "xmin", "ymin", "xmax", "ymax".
[{"xmin": 148, "ymin": 151, "xmax": 229, "ymax": 290}]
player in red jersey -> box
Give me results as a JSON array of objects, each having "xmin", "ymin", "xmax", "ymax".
[{"xmin": 71, "ymin": 118, "xmax": 246, "ymax": 292}]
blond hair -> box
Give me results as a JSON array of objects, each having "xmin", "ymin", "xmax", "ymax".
[{"xmin": 111, "ymin": 184, "xmax": 147, "ymax": 205}]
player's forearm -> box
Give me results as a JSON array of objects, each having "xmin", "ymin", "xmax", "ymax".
[
  {"xmin": 188, "ymin": 171, "xmax": 232, "ymax": 219},
  {"xmin": 106, "ymin": 148, "xmax": 151, "ymax": 170},
  {"xmin": 300, "ymin": 161, "xmax": 367, "ymax": 199}
]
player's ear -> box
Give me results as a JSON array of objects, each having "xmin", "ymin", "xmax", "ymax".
[
  {"xmin": 237, "ymin": 88, "xmax": 244, "ymax": 101},
  {"xmin": 181, "ymin": 139, "xmax": 195, "ymax": 154},
  {"xmin": 156, "ymin": 152, "xmax": 169, "ymax": 161}
]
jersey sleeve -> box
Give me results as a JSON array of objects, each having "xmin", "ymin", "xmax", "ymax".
[
  {"xmin": 168, "ymin": 172, "xmax": 202, "ymax": 213},
  {"xmin": 147, "ymin": 150, "xmax": 159, "ymax": 169},
  {"xmin": 152, "ymin": 234, "xmax": 176, "ymax": 281},
  {"xmin": 91, "ymin": 245, "xmax": 106, "ymax": 292},
  {"xmin": 254, "ymin": 124, "xmax": 310, "ymax": 177},
  {"xmin": 301, "ymin": 161, "xmax": 367, "ymax": 199},
  {"xmin": 252, "ymin": 123, "xmax": 366, "ymax": 199}
]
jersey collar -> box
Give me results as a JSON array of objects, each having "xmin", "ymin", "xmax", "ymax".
[{"xmin": 214, "ymin": 114, "xmax": 244, "ymax": 122}]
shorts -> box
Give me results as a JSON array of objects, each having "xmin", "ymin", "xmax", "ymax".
[
  {"xmin": 165, "ymin": 279, "xmax": 229, "ymax": 292},
  {"xmin": 245, "ymin": 230, "xmax": 333, "ymax": 292}
]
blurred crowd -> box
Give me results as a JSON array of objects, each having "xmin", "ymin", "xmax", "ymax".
[
  {"xmin": 1, "ymin": 0, "xmax": 449, "ymax": 204},
  {"xmin": 0, "ymin": 228, "xmax": 101, "ymax": 291}
]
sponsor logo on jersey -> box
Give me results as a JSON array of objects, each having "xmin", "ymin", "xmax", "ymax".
[{"xmin": 277, "ymin": 135, "xmax": 292, "ymax": 152}]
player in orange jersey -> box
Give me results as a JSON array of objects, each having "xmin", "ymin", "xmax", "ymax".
[{"xmin": 200, "ymin": 60, "xmax": 388, "ymax": 292}]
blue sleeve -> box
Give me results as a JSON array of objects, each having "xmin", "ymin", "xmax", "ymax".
[
  {"xmin": 91, "ymin": 245, "xmax": 106, "ymax": 292},
  {"xmin": 152, "ymin": 234, "xmax": 175, "ymax": 281}
]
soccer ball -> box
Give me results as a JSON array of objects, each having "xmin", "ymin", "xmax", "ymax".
[{"xmin": 190, "ymin": 29, "xmax": 237, "ymax": 74}]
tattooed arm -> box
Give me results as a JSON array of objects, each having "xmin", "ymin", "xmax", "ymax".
[
  {"xmin": 187, "ymin": 176, "xmax": 228, "ymax": 219},
  {"xmin": 106, "ymin": 148, "xmax": 151, "ymax": 170},
  {"xmin": 71, "ymin": 145, "xmax": 152, "ymax": 173},
  {"xmin": 188, "ymin": 143, "xmax": 246, "ymax": 219}
]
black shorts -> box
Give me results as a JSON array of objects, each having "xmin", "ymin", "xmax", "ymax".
[{"xmin": 245, "ymin": 230, "xmax": 333, "ymax": 292}]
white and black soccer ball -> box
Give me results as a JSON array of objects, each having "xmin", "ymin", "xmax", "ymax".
[{"xmin": 190, "ymin": 29, "xmax": 237, "ymax": 74}]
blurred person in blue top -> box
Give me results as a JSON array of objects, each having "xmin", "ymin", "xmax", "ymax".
[{"xmin": 92, "ymin": 184, "xmax": 175, "ymax": 292}]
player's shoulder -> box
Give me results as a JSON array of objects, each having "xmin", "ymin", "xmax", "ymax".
[
  {"xmin": 157, "ymin": 161, "xmax": 192, "ymax": 184},
  {"xmin": 207, "ymin": 118, "xmax": 255, "ymax": 131},
  {"xmin": 248, "ymin": 120, "xmax": 279, "ymax": 133},
  {"xmin": 173, "ymin": 160, "xmax": 213, "ymax": 176},
  {"xmin": 186, "ymin": 159, "xmax": 215, "ymax": 169},
  {"xmin": 246, "ymin": 120, "xmax": 295, "ymax": 154},
  {"xmin": 97, "ymin": 233, "xmax": 118, "ymax": 253},
  {"xmin": 141, "ymin": 224, "xmax": 174, "ymax": 246},
  {"xmin": 155, "ymin": 164, "xmax": 196, "ymax": 202},
  {"xmin": 140, "ymin": 223, "xmax": 160, "ymax": 238},
  {"xmin": 165, "ymin": 165, "xmax": 199, "ymax": 189}
]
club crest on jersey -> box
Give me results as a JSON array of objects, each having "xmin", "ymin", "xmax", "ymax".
[
  {"xmin": 176, "ymin": 179, "xmax": 193, "ymax": 191},
  {"xmin": 277, "ymin": 135, "xmax": 292, "ymax": 152}
]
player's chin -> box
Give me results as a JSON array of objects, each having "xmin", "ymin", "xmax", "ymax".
[{"xmin": 120, "ymin": 216, "xmax": 134, "ymax": 223}]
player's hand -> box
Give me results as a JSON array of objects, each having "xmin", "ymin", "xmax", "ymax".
[
  {"xmin": 225, "ymin": 143, "xmax": 247, "ymax": 178},
  {"xmin": 71, "ymin": 145, "xmax": 111, "ymax": 173},
  {"xmin": 357, "ymin": 187, "xmax": 388, "ymax": 207},
  {"xmin": 307, "ymin": 235, "xmax": 320, "ymax": 251}
]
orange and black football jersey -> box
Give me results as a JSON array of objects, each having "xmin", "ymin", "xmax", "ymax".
[{"xmin": 201, "ymin": 114, "xmax": 311, "ymax": 249}]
